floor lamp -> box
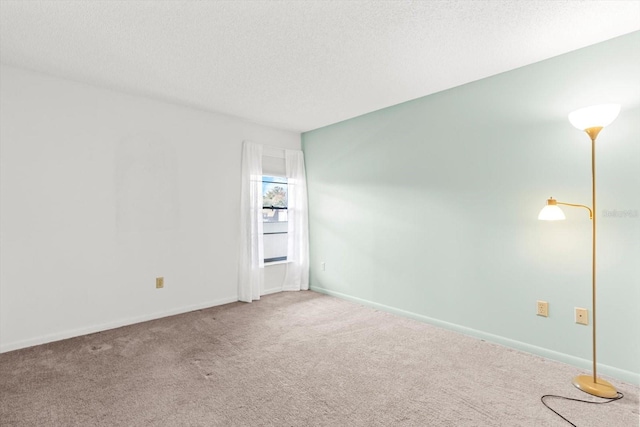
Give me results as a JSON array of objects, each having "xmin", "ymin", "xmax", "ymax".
[{"xmin": 538, "ymin": 104, "xmax": 620, "ymax": 398}]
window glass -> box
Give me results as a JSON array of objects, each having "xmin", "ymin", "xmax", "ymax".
[
  {"xmin": 262, "ymin": 176, "xmax": 288, "ymax": 208},
  {"xmin": 262, "ymin": 176, "xmax": 288, "ymax": 263}
]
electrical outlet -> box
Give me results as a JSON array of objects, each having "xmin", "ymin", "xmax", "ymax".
[
  {"xmin": 156, "ymin": 277, "xmax": 164, "ymax": 289},
  {"xmin": 575, "ymin": 307, "xmax": 588, "ymax": 325},
  {"xmin": 321, "ymin": 262, "xmax": 326, "ymax": 271},
  {"xmin": 536, "ymin": 300, "xmax": 549, "ymax": 317}
]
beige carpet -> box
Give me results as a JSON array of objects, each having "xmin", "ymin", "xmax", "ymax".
[{"xmin": 1, "ymin": 291, "xmax": 638, "ymax": 426}]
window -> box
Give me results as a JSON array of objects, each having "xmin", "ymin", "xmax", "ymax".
[{"xmin": 262, "ymin": 176, "xmax": 288, "ymax": 263}]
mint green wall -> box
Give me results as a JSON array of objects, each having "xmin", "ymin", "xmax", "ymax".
[{"xmin": 302, "ymin": 32, "xmax": 640, "ymax": 384}]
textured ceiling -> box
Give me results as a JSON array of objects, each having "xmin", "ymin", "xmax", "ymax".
[{"xmin": 1, "ymin": 1, "xmax": 639, "ymax": 132}]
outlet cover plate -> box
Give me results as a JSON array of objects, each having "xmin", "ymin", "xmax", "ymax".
[
  {"xmin": 575, "ymin": 307, "xmax": 588, "ymax": 325},
  {"xmin": 536, "ymin": 300, "xmax": 549, "ymax": 317}
]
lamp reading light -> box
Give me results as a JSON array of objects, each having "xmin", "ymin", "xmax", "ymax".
[
  {"xmin": 538, "ymin": 104, "xmax": 620, "ymax": 398},
  {"xmin": 538, "ymin": 198, "xmax": 566, "ymax": 221}
]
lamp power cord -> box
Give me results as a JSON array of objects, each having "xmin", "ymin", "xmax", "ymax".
[{"xmin": 540, "ymin": 392, "xmax": 624, "ymax": 426}]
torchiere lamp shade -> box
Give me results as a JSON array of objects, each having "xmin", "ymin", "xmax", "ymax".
[{"xmin": 568, "ymin": 104, "xmax": 620, "ymax": 130}]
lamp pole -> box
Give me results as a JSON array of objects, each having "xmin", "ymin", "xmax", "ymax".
[
  {"xmin": 589, "ymin": 131, "xmax": 597, "ymax": 385},
  {"xmin": 570, "ymin": 125, "xmax": 617, "ymax": 398}
]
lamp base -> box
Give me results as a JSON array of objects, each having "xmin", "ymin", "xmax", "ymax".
[{"xmin": 572, "ymin": 375, "xmax": 617, "ymax": 398}]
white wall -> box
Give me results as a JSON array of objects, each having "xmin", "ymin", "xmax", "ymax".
[{"xmin": 0, "ymin": 64, "xmax": 300, "ymax": 352}]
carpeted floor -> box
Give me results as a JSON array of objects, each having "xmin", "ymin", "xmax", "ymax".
[{"xmin": 0, "ymin": 291, "xmax": 638, "ymax": 426}]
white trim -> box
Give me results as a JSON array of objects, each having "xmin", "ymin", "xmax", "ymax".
[
  {"xmin": 310, "ymin": 286, "xmax": 640, "ymax": 386},
  {"xmin": 0, "ymin": 296, "xmax": 238, "ymax": 354},
  {"xmin": 265, "ymin": 260, "xmax": 291, "ymax": 266}
]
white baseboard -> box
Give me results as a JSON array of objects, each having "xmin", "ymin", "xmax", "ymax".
[
  {"xmin": 310, "ymin": 286, "xmax": 640, "ymax": 386},
  {"xmin": 0, "ymin": 296, "xmax": 239, "ymax": 354}
]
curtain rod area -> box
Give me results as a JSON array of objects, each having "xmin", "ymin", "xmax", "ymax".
[{"xmin": 260, "ymin": 143, "xmax": 302, "ymax": 158}]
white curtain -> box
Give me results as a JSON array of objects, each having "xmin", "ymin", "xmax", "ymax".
[
  {"xmin": 238, "ymin": 141, "xmax": 264, "ymax": 302},
  {"xmin": 283, "ymin": 149, "xmax": 310, "ymax": 291}
]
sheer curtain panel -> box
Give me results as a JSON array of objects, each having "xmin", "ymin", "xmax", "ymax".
[
  {"xmin": 283, "ymin": 149, "xmax": 310, "ymax": 291},
  {"xmin": 238, "ymin": 141, "xmax": 264, "ymax": 302}
]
